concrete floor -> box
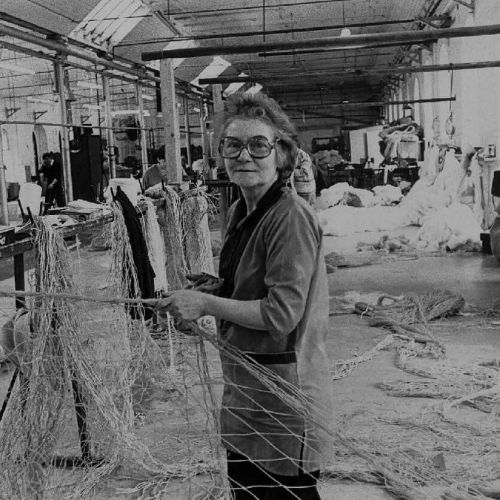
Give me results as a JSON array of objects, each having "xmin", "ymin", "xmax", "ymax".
[
  {"xmin": 0, "ymin": 228, "xmax": 499, "ymax": 499},
  {"xmin": 324, "ymin": 231, "xmax": 500, "ymax": 307},
  {"xmin": 322, "ymin": 232, "xmax": 500, "ymax": 499}
]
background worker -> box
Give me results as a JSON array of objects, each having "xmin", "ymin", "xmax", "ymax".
[{"xmin": 39, "ymin": 152, "xmax": 65, "ymax": 208}]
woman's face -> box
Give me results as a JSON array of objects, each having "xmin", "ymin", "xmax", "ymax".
[{"xmin": 223, "ymin": 119, "xmax": 278, "ymax": 192}]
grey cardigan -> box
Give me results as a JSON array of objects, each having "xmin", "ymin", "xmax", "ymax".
[{"xmin": 220, "ymin": 188, "xmax": 333, "ymax": 476}]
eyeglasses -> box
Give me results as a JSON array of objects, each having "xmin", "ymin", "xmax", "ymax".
[{"xmin": 218, "ymin": 135, "xmax": 277, "ymax": 159}]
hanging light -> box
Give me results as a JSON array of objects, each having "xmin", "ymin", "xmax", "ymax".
[{"xmin": 340, "ymin": 1, "xmax": 351, "ymax": 37}]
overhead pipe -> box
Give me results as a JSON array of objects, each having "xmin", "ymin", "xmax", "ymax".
[
  {"xmin": 284, "ymin": 97, "xmax": 456, "ymax": 110},
  {"xmin": 0, "ymin": 21, "xmax": 208, "ymax": 98},
  {"xmin": 142, "ymin": 23, "xmax": 500, "ymax": 61},
  {"xmin": 0, "ymin": 120, "xmax": 150, "ymax": 131},
  {"xmin": 257, "ymin": 41, "xmax": 420, "ymax": 58},
  {"xmin": 286, "ymin": 108, "xmax": 374, "ymax": 125},
  {"xmin": 0, "ymin": 11, "xmax": 154, "ymax": 70},
  {"xmin": 200, "ymin": 59, "xmax": 500, "ymax": 85},
  {"xmin": 0, "ymin": 22, "xmax": 157, "ymax": 82},
  {"xmin": 0, "ymin": 37, "xmax": 157, "ymax": 88}
]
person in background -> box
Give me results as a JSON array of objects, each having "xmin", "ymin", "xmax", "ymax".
[
  {"xmin": 181, "ymin": 154, "xmax": 195, "ymax": 179},
  {"xmin": 142, "ymin": 147, "xmax": 168, "ymax": 190},
  {"xmin": 39, "ymin": 152, "xmax": 65, "ymax": 208},
  {"xmin": 292, "ymin": 145, "xmax": 316, "ymax": 205},
  {"xmin": 156, "ymin": 92, "xmax": 333, "ymax": 499}
]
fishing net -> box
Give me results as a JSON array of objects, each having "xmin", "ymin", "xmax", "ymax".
[
  {"xmin": 181, "ymin": 189, "xmax": 215, "ymax": 276},
  {"xmin": 156, "ymin": 186, "xmax": 187, "ymax": 291},
  {"xmin": 0, "ymin": 201, "xmax": 498, "ymax": 500}
]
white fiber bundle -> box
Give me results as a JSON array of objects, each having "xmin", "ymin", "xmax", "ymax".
[{"xmin": 141, "ymin": 198, "xmax": 169, "ymax": 292}]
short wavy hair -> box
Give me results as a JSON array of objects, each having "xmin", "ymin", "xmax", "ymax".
[{"xmin": 219, "ymin": 93, "xmax": 298, "ymax": 182}]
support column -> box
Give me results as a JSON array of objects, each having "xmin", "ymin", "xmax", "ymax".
[
  {"xmin": 183, "ymin": 97, "xmax": 192, "ymax": 167},
  {"xmin": 212, "ymin": 84, "xmax": 228, "ymax": 239},
  {"xmin": 54, "ymin": 57, "xmax": 73, "ymax": 202},
  {"xmin": 0, "ymin": 129, "xmax": 8, "ymax": 225},
  {"xmin": 102, "ymin": 74, "xmax": 116, "ymax": 179},
  {"xmin": 213, "ymin": 84, "xmax": 224, "ymax": 163},
  {"xmin": 199, "ymin": 97, "xmax": 209, "ymax": 161},
  {"xmin": 136, "ymin": 82, "xmax": 149, "ymax": 173},
  {"xmin": 160, "ymin": 58, "xmax": 182, "ymax": 183}
]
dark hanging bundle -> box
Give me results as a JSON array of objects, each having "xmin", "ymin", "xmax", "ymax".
[{"xmin": 114, "ymin": 186, "xmax": 155, "ymax": 320}]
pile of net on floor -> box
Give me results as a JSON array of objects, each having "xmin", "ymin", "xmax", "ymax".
[
  {"xmin": 330, "ymin": 289, "xmax": 500, "ymax": 499},
  {"xmin": 316, "ymin": 147, "xmax": 483, "ymax": 252},
  {"xmin": 0, "ymin": 188, "xmax": 497, "ymax": 500}
]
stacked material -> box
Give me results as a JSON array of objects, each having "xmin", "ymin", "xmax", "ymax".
[
  {"xmin": 317, "ymin": 148, "xmax": 483, "ymax": 251},
  {"xmin": 313, "ymin": 149, "xmax": 344, "ymax": 169},
  {"xmin": 402, "ymin": 149, "xmax": 482, "ymax": 251},
  {"xmin": 316, "ymin": 183, "xmax": 375, "ymax": 210},
  {"xmin": 318, "ymin": 205, "xmax": 410, "ymax": 236},
  {"xmin": 372, "ymin": 185, "xmax": 403, "ymax": 206},
  {"xmin": 415, "ymin": 203, "xmax": 482, "ymax": 251}
]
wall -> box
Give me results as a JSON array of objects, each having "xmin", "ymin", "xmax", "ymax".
[
  {"xmin": 396, "ymin": 0, "xmax": 500, "ymax": 167},
  {"xmin": 349, "ymin": 125, "xmax": 384, "ymax": 165},
  {"xmin": 0, "ymin": 102, "xmax": 61, "ymax": 184}
]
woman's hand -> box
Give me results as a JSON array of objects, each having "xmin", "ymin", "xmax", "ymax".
[{"xmin": 155, "ymin": 290, "xmax": 209, "ymax": 321}]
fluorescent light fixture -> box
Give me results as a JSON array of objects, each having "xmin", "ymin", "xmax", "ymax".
[
  {"xmin": 191, "ymin": 56, "xmax": 232, "ymax": 87},
  {"xmin": 0, "ymin": 61, "xmax": 36, "ymax": 75},
  {"xmin": 82, "ymin": 103, "xmax": 103, "ymax": 110},
  {"xmin": 245, "ymin": 84, "xmax": 263, "ymax": 96},
  {"xmin": 77, "ymin": 81, "xmax": 102, "ymax": 90},
  {"xmin": 27, "ymin": 96, "xmax": 58, "ymax": 105},
  {"xmin": 224, "ymin": 73, "xmax": 248, "ymax": 97},
  {"xmin": 110, "ymin": 109, "xmax": 140, "ymax": 116},
  {"xmin": 141, "ymin": 94, "xmax": 154, "ymax": 101}
]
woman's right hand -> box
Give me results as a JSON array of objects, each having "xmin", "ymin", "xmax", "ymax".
[{"xmin": 155, "ymin": 290, "xmax": 210, "ymax": 322}]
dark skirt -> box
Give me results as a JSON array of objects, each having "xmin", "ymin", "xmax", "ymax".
[{"xmin": 227, "ymin": 451, "xmax": 321, "ymax": 500}]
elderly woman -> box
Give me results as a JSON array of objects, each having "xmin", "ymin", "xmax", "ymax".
[{"xmin": 159, "ymin": 93, "xmax": 332, "ymax": 499}]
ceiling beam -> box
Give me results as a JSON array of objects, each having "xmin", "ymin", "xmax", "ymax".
[
  {"xmin": 166, "ymin": 0, "xmax": 375, "ymax": 17},
  {"xmin": 142, "ymin": 24, "xmax": 500, "ymax": 60},
  {"xmin": 200, "ymin": 59, "xmax": 500, "ymax": 85},
  {"xmin": 115, "ymin": 19, "xmax": 416, "ymax": 47}
]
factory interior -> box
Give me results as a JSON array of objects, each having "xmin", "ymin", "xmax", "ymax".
[{"xmin": 1, "ymin": 1, "xmax": 500, "ymax": 499}]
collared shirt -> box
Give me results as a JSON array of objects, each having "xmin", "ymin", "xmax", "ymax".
[{"xmin": 220, "ymin": 188, "xmax": 333, "ymax": 476}]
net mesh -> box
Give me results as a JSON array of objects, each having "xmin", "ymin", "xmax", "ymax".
[{"xmin": 0, "ymin": 193, "xmax": 498, "ymax": 500}]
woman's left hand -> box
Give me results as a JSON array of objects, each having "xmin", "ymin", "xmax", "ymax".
[{"xmin": 155, "ymin": 290, "xmax": 209, "ymax": 321}]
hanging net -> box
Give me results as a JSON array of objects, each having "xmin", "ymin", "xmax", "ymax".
[{"xmin": 0, "ymin": 193, "xmax": 498, "ymax": 500}]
